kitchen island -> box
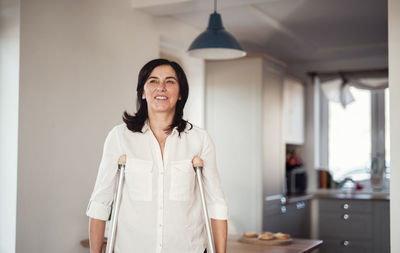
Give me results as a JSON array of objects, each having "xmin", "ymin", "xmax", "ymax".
[{"xmin": 227, "ymin": 235, "xmax": 322, "ymax": 253}]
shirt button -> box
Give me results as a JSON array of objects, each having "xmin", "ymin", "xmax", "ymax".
[{"xmin": 159, "ymin": 224, "xmax": 163, "ymax": 227}]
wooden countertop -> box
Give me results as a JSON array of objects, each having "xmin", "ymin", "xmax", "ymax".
[
  {"xmin": 227, "ymin": 235, "xmax": 322, "ymax": 253},
  {"xmin": 81, "ymin": 236, "xmax": 323, "ymax": 253}
]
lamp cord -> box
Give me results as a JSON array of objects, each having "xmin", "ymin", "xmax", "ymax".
[{"xmin": 214, "ymin": 0, "xmax": 217, "ymax": 13}]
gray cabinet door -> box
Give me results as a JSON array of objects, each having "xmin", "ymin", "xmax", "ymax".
[
  {"xmin": 373, "ymin": 201, "xmax": 390, "ymax": 253},
  {"xmin": 286, "ymin": 201, "xmax": 310, "ymax": 238},
  {"xmin": 263, "ymin": 199, "xmax": 310, "ymax": 238},
  {"xmin": 263, "ymin": 199, "xmax": 291, "ymax": 234},
  {"xmin": 320, "ymin": 239, "xmax": 373, "ymax": 253},
  {"xmin": 319, "ymin": 211, "xmax": 373, "ymax": 239},
  {"xmin": 319, "ymin": 199, "xmax": 373, "ymax": 213}
]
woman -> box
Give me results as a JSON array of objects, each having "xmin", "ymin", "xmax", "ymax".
[{"xmin": 86, "ymin": 59, "xmax": 228, "ymax": 253}]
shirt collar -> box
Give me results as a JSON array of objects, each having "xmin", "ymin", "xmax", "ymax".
[{"xmin": 141, "ymin": 120, "xmax": 179, "ymax": 135}]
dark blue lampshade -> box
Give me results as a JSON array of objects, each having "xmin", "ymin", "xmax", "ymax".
[{"xmin": 187, "ymin": 12, "xmax": 246, "ymax": 60}]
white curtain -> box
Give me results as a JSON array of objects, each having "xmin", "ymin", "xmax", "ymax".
[{"xmin": 318, "ymin": 70, "xmax": 388, "ymax": 107}]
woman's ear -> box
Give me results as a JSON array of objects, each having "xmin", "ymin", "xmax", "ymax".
[{"xmin": 142, "ymin": 93, "xmax": 146, "ymax": 100}]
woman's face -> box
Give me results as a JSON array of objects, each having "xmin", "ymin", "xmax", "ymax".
[{"xmin": 143, "ymin": 65, "xmax": 181, "ymax": 115}]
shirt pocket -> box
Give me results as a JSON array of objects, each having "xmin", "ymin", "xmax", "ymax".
[
  {"xmin": 169, "ymin": 160, "xmax": 195, "ymax": 201},
  {"xmin": 125, "ymin": 158, "xmax": 153, "ymax": 201}
]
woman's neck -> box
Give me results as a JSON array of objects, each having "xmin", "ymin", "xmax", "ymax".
[
  {"xmin": 147, "ymin": 111, "xmax": 175, "ymax": 135},
  {"xmin": 147, "ymin": 111, "xmax": 175, "ymax": 158}
]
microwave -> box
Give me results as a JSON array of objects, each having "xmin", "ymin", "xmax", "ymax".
[{"xmin": 286, "ymin": 167, "xmax": 307, "ymax": 195}]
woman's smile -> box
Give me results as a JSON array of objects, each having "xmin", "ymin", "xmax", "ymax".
[{"xmin": 155, "ymin": 95, "xmax": 168, "ymax": 100}]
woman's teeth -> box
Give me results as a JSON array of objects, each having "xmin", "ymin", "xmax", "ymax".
[{"xmin": 155, "ymin": 96, "xmax": 168, "ymax": 100}]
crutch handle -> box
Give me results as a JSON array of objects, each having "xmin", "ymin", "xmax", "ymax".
[
  {"xmin": 192, "ymin": 156, "xmax": 216, "ymax": 253},
  {"xmin": 192, "ymin": 156, "xmax": 204, "ymax": 167}
]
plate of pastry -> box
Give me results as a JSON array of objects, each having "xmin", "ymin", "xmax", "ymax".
[{"xmin": 239, "ymin": 231, "xmax": 293, "ymax": 245}]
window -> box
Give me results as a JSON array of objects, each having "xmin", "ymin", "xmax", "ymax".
[
  {"xmin": 321, "ymin": 86, "xmax": 389, "ymax": 182},
  {"xmin": 385, "ymin": 88, "xmax": 390, "ymax": 178},
  {"xmin": 328, "ymin": 87, "xmax": 371, "ymax": 181}
]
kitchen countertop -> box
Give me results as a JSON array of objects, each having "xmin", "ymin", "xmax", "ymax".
[
  {"xmin": 265, "ymin": 194, "xmax": 314, "ymax": 204},
  {"xmin": 81, "ymin": 236, "xmax": 323, "ymax": 253},
  {"xmin": 228, "ymin": 235, "xmax": 323, "ymax": 253},
  {"xmin": 286, "ymin": 194, "xmax": 313, "ymax": 203},
  {"xmin": 310, "ymin": 189, "xmax": 389, "ymax": 201},
  {"xmin": 265, "ymin": 190, "xmax": 389, "ymax": 205}
]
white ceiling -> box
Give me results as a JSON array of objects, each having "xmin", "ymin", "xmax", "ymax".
[{"xmin": 134, "ymin": 0, "xmax": 387, "ymax": 66}]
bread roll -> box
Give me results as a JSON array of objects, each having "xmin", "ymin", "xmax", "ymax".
[
  {"xmin": 242, "ymin": 232, "xmax": 259, "ymax": 238},
  {"xmin": 258, "ymin": 233, "xmax": 275, "ymax": 240},
  {"xmin": 274, "ymin": 232, "xmax": 290, "ymax": 240}
]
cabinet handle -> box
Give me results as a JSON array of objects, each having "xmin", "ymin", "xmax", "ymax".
[
  {"xmin": 342, "ymin": 240, "xmax": 350, "ymax": 246},
  {"xmin": 343, "ymin": 203, "xmax": 349, "ymax": 210},
  {"xmin": 296, "ymin": 201, "xmax": 305, "ymax": 209},
  {"xmin": 281, "ymin": 206, "xmax": 287, "ymax": 214},
  {"xmin": 342, "ymin": 213, "xmax": 350, "ymax": 220}
]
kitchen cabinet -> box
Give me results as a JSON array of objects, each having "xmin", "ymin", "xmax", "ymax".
[
  {"xmin": 205, "ymin": 55, "xmax": 286, "ymax": 232},
  {"xmin": 262, "ymin": 63, "xmax": 286, "ymax": 197},
  {"xmin": 318, "ymin": 199, "xmax": 390, "ymax": 253},
  {"xmin": 263, "ymin": 196, "xmax": 311, "ymax": 238},
  {"xmin": 283, "ymin": 77, "xmax": 304, "ymax": 145}
]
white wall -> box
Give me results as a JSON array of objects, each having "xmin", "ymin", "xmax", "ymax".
[
  {"xmin": 389, "ymin": 0, "xmax": 400, "ymax": 251},
  {"xmin": 15, "ymin": 0, "xmax": 159, "ymax": 252},
  {"xmin": 156, "ymin": 16, "xmax": 205, "ymax": 128},
  {"xmin": 0, "ymin": 0, "xmax": 19, "ymax": 252}
]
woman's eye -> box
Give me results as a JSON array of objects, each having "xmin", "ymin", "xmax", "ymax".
[
  {"xmin": 167, "ymin": 80, "xmax": 175, "ymax": 84},
  {"xmin": 149, "ymin": 80, "xmax": 157, "ymax": 84}
]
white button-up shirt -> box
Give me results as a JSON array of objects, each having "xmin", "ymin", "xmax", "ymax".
[{"xmin": 86, "ymin": 122, "xmax": 229, "ymax": 253}]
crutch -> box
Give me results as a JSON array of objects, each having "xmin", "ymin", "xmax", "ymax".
[
  {"xmin": 105, "ymin": 154, "xmax": 126, "ymax": 253},
  {"xmin": 192, "ymin": 156, "xmax": 216, "ymax": 253}
]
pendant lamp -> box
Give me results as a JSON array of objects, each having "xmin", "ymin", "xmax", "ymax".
[{"xmin": 187, "ymin": 0, "xmax": 246, "ymax": 60}]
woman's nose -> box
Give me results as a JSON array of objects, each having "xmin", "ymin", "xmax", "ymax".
[{"xmin": 156, "ymin": 81, "xmax": 167, "ymax": 91}]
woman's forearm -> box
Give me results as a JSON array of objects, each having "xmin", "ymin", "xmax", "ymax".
[
  {"xmin": 89, "ymin": 218, "xmax": 106, "ymax": 253},
  {"xmin": 211, "ymin": 218, "xmax": 227, "ymax": 253}
]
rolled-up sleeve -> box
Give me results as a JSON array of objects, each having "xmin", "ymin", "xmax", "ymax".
[
  {"xmin": 200, "ymin": 132, "xmax": 229, "ymax": 220},
  {"xmin": 86, "ymin": 126, "xmax": 123, "ymax": 221}
]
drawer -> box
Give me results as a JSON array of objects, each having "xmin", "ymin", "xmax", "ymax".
[
  {"xmin": 319, "ymin": 212, "xmax": 372, "ymax": 239},
  {"xmin": 319, "ymin": 199, "xmax": 372, "ymax": 213},
  {"xmin": 319, "ymin": 238, "xmax": 373, "ymax": 253}
]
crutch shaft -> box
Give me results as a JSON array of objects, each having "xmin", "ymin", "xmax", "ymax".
[
  {"xmin": 195, "ymin": 167, "xmax": 216, "ymax": 253},
  {"xmin": 105, "ymin": 164, "xmax": 125, "ymax": 253}
]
